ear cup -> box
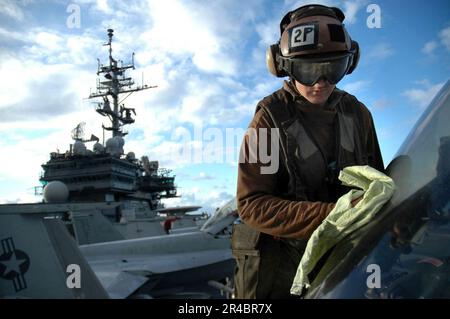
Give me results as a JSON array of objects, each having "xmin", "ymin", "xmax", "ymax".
[
  {"xmin": 347, "ymin": 40, "xmax": 360, "ymax": 74},
  {"xmin": 266, "ymin": 44, "xmax": 288, "ymax": 77}
]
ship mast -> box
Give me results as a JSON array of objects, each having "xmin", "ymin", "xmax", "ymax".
[{"xmin": 89, "ymin": 29, "xmax": 156, "ymax": 137}]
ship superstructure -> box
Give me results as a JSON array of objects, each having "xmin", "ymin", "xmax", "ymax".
[
  {"xmin": 39, "ymin": 30, "xmax": 201, "ymax": 242},
  {"xmin": 0, "ymin": 29, "xmax": 237, "ymax": 299}
]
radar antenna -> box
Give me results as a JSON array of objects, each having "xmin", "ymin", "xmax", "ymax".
[
  {"xmin": 88, "ymin": 29, "xmax": 156, "ymax": 137},
  {"xmin": 71, "ymin": 122, "xmax": 86, "ymax": 141},
  {"xmin": 71, "ymin": 122, "xmax": 99, "ymax": 143}
]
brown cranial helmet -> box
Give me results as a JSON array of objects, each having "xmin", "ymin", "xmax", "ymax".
[{"xmin": 266, "ymin": 4, "xmax": 360, "ymax": 86}]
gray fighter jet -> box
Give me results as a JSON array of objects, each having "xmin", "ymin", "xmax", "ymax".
[
  {"xmin": 80, "ymin": 199, "xmax": 237, "ymax": 299},
  {"xmin": 302, "ymin": 80, "xmax": 450, "ymax": 299},
  {"xmin": 0, "ymin": 198, "xmax": 237, "ymax": 298}
]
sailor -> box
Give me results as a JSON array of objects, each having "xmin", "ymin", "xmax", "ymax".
[
  {"xmin": 232, "ymin": 4, "xmax": 384, "ymax": 298},
  {"xmin": 163, "ymin": 216, "xmax": 180, "ymax": 234}
]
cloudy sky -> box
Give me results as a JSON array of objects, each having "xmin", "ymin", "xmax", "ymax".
[{"xmin": 0, "ymin": 0, "xmax": 449, "ymax": 212}]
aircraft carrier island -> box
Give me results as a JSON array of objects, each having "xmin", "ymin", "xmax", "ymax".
[{"xmin": 0, "ymin": 29, "xmax": 237, "ymax": 299}]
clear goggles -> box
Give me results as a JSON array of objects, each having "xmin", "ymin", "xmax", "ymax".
[{"xmin": 279, "ymin": 52, "xmax": 353, "ymax": 86}]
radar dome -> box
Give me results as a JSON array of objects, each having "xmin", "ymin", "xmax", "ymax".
[
  {"xmin": 43, "ymin": 181, "xmax": 69, "ymax": 203},
  {"xmin": 115, "ymin": 136, "xmax": 125, "ymax": 147},
  {"xmin": 93, "ymin": 142, "xmax": 105, "ymax": 154},
  {"xmin": 73, "ymin": 141, "xmax": 87, "ymax": 156},
  {"xmin": 106, "ymin": 136, "xmax": 125, "ymax": 157},
  {"xmin": 126, "ymin": 152, "xmax": 136, "ymax": 161}
]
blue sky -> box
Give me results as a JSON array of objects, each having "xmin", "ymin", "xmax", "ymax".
[{"xmin": 0, "ymin": 0, "xmax": 449, "ymax": 213}]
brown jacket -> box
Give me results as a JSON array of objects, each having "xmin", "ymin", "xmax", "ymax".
[{"xmin": 236, "ymin": 81, "xmax": 384, "ymax": 240}]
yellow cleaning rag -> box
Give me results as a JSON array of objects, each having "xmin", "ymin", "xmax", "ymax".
[{"xmin": 290, "ymin": 165, "xmax": 396, "ymax": 296}]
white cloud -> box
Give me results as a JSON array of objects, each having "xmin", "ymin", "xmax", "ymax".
[
  {"xmin": 372, "ymin": 99, "xmax": 391, "ymax": 111},
  {"xmin": 0, "ymin": 25, "xmax": 104, "ymax": 67},
  {"xmin": 255, "ymin": 20, "xmax": 280, "ymax": 47},
  {"xmin": 0, "ymin": 137, "xmax": 50, "ymax": 181},
  {"xmin": 341, "ymin": 80, "xmax": 371, "ymax": 94},
  {"xmin": 422, "ymin": 41, "xmax": 438, "ymax": 55},
  {"xmin": 420, "ymin": 26, "xmax": 450, "ymax": 56},
  {"xmin": 0, "ymin": 194, "xmax": 40, "ymax": 205},
  {"xmin": 131, "ymin": 64, "xmax": 254, "ymax": 129},
  {"xmin": 191, "ymin": 172, "xmax": 216, "ymax": 181},
  {"xmin": 366, "ymin": 42, "xmax": 394, "ymax": 60},
  {"xmin": 0, "ymin": 58, "xmax": 30, "ymax": 107},
  {"xmin": 402, "ymin": 80, "xmax": 445, "ymax": 108},
  {"xmin": 139, "ymin": 0, "xmax": 245, "ymax": 76},
  {"xmin": 343, "ymin": 0, "xmax": 365, "ymax": 24},
  {"xmin": 253, "ymin": 80, "xmax": 281, "ymax": 98},
  {"xmin": 95, "ymin": 0, "xmax": 112, "ymax": 14},
  {"xmin": 0, "ymin": 55, "xmax": 94, "ymax": 121},
  {"xmin": 0, "ymin": 0, "xmax": 25, "ymax": 21},
  {"xmin": 0, "ymin": 27, "xmax": 26, "ymax": 42},
  {"xmin": 439, "ymin": 26, "xmax": 450, "ymax": 52}
]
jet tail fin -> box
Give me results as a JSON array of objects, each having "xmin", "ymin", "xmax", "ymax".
[{"xmin": 0, "ymin": 206, "xmax": 109, "ymax": 299}]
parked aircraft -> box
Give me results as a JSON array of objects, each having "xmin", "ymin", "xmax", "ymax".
[{"xmin": 304, "ymin": 80, "xmax": 450, "ymax": 299}]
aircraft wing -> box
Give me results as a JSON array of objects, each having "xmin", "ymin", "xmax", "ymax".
[
  {"xmin": 79, "ymin": 232, "xmax": 232, "ymax": 298},
  {"xmin": 85, "ymin": 249, "xmax": 231, "ymax": 298},
  {"xmin": 89, "ymin": 267, "xmax": 151, "ymax": 299}
]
